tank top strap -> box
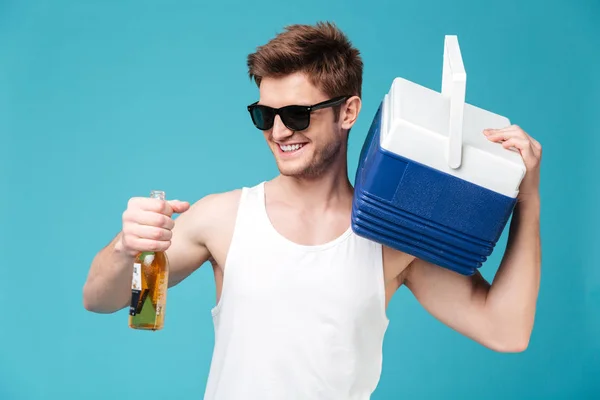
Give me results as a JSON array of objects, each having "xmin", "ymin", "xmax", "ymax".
[
  {"xmin": 222, "ymin": 182, "xmax": 270, "ymax": 267},
  {"xmin": 229, "ymin": 181, "xmax": 266, "ymax": 230},
  {"xmin": 236, "ymin": 181, "xmax": 272, "ymax": 236}
]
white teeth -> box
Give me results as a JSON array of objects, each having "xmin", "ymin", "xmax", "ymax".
[{"xmin": 280, "ymin": 144, "xmax": 304, "ymax": 152}]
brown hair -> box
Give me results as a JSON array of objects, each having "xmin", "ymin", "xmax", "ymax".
[{"xmin": 247, "ymin": 21, "xmax": 363, "ymax": 100}]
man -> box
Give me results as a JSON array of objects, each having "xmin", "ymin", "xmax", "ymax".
[{"xmin": 83, "ymin": 21, "xmax": 542, "ymax": 399}]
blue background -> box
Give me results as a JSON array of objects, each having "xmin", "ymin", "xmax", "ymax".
[{"xmin": 1, "ymin": 0, "xmax": 598, "ymax": 398}]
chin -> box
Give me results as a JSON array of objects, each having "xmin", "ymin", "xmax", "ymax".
[
  {"xmin": 276, "ymin": 159, "xmax": 330, "ymax": 179},
  {"xmin": 275, "ymin": 160, "xmax": 312, "ymax": 177}
]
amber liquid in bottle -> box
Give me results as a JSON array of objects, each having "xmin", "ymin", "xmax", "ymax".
[{"xmin": 128, "ymin": 190, "xmax": 170, "ymax": 331}]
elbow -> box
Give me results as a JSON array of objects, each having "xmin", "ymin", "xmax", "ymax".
[
  {"xmin": 82, "ymin": 282, "xmax": 109, "ymax": 314},
  {"xmin": 83, "ymin": 299, "xmax": 96, "ymax": 313},
  {"xmin": 83, "ymin": 297, "xmax": 99, "ymax": 313},
  {"xmin": 82, "ymin": 283, "xmax": 98, "ymax": 312},
  {"xmin": 82, "ymin": 282, "xmax": 126, "ymax": 314},
  {"xmin": 82, "ymin": 296, "xmax": 116, "ymax": 314},
  {"xmin": 494, "ymin": 336, "xmax": 530, "ymax": 353},
  {"xmin": 487, "ymin": 328, "xmax": 532, "ymax": 353}
]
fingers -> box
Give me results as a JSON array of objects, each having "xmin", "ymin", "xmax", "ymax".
[
  {"xmin": 121, "ymin": 213, "xmax": 173, "ymax": 254},
  {"xmin": 123, "ymin": 210, "xmax": 175, "ymax": 230},
  {"xmin": 500, "ymin": 137, "xmax": 535, "ymax": 162},
  {"xmin": 121, "ymin": 196, "xmax": 190, "ymax": 255},
  {"xmin": 168, "ymin": 200, "xmax": 190, "ymax": 214},
  {"xmin": 485, "ymin": 125, "xmax": 537, "ymax": 145},
  {"xmin": 484, "ymin": 124, "xmax": 542, "ymax": 160},
  {"xmin": 127, "ymin": 198, "xmax": 190, "ymax": 216},
  {"xmin": 122, "ymin": 237, "xmax": 171, "ymax": 253},
  {"xmin": 500, "ymin": 136, "xmax": 529, "ymax": 150},
  {"xmin": 123, "ymin": 223, "xmax": 172, "ymax": 242},
  {"xmin": 121, "ymin": 211, "xmax": 174, "ymax": 254},
  {"xmin": 484, "ymin": 125, "xmax": 526, "ymax": 142},
  {"xmin": 128, "ymin": 197, "xmax": 174, "ymax": 216},
  {"xmin": 529, "ymin": 137, "xmax": 542, "ymax": 158}
]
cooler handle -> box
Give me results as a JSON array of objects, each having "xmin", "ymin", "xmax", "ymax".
[{"xmin": 441, "ymin": 35, "xmax": 466, "ymax": 169}]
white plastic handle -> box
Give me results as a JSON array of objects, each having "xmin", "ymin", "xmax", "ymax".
[{"xmin": 441, "ymin": 35, "xmax": 466, "ymax": 169}]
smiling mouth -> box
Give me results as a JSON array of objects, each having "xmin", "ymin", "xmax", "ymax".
[{"xmin": 278, "ymin": 143, "xmax": 306, "ymax": 153}]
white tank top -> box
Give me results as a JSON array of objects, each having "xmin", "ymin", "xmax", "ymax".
[{"xmin": 203, "ymin": 182, "xmax": 389, "ymax": 400}]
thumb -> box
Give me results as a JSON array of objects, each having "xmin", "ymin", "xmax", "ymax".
[{"xmin": 167, "ymin": 200, "xmax": 190, "ymax": 214}]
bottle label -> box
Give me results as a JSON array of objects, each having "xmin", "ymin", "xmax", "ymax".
[
  {"xmin": 131, "ymin": 263, "xmax": 142, "ymax": 291},
  {"xmin": 129, "ymin": 263, "xmax": 142, "ymax": 316},
  {"xmin": 155, "ymin": 274, "xmax": 166, "ymax": 316}
]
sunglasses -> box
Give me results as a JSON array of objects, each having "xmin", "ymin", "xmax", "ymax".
[{"xmin": 247, "ymin": 96, "xmax": 350, "ymax": 131}]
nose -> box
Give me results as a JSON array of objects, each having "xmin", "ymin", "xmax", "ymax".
[{"xmin": 271, "ymin": 115, "xmax": 293, "ymax": 141}]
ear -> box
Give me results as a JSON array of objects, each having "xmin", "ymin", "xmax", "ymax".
[{"xmin": 341, "ymin": 96, "xmax": 361, "ymax": 130}]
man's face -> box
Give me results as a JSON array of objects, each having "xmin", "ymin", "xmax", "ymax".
[{"xmin": 256, "ymin": 72, "xmax": 352, "ymax": 179}]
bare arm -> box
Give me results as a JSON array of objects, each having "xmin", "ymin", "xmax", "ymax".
[
  {"xmin": 82, "ymin": 232, "xmax": 136, "ymax": 313},
  {"xmin": 404, "ymin": 197, "xmax": 541, "ymax": 352},
  {"xmin": 83, "ymin": 197, "xmax": 212, "ymax": 314},
  {"xmin": 403, "ymin": 125, "xmax": 542, "ymax": 352}
]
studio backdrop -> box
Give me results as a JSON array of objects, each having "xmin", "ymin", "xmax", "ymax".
[{"xmin": 1, "ymin": 0, "xmax": 598, "ymax": 399}]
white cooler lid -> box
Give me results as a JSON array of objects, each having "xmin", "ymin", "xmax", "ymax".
[{"xmin": 379, "ymin": 36, "xmax": 526, "ymax": 198}]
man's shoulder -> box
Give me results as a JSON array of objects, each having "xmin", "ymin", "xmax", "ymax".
[
  {"xmin": 191, "ymin": 179, "xmax": 267, "ymax": 213},
  {"xmin": 189, "ymin": 179, "xmax": 268, "ymax": 221},
  {"xmin": 189, "ymin": 187, "xmax": 245, "ymax": 220},
  {"xmin": 180, "ymin": 180, "xmax": 266, "ymax": 238}
]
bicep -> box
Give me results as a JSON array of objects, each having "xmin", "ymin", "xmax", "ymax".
[
  {"xmin": 404, "ymin": 258, "xmax": 493, "ymax": 343},
  {"xmin": 164, "ymin": 190, "xmax": 242, "ymax": 288},
  {"xmin": 165, "ymin": 202, "xmax": 211, "ymax": 288}
]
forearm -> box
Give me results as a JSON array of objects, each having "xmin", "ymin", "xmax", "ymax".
[
  {"xmin": 83, "ymin": 232, "xmax": 135, "ymax": 314},
  {"xmin": 486, "ymin": 196, "xmax": 541, "ymax": 347}
]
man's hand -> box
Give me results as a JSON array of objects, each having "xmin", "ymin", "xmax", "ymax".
[
  {"xmin": 83, "ymin": 193, "xmax": 209, "ymax": 313},
  {"xmin": 484, "ymin": 125, "xmax": 542, "ymax": 202},
  {"xmin": 118, "ymin": 197, "xmax": 191, "ymax": 257}
]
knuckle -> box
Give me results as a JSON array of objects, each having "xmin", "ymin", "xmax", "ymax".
[
  {"xmin": 153, "ymin": 199, "xmax": 165, "ymax": 213},
  {"xmin": 123, "ymin": 207, "xmax": 137, "ymax": 221},
  {"xmin": 151, "ymin": 240, "xmax": 169, "ymax": 252},
  {"xmin": 143, "ymin": 199, "xmax": 157, "ymax": 212},
  {"xmin": 121, "ymin": 235, "xmax": 130, "ymax": 247},
  {"xmin": 166, "ymin": 219, "xmax": 175, "ymax": 230},
  {"xmin": 140, "ymin": 198, "xmax": 160, "ymax": 213},
  {"xmin": 151, "ymin": 228, "xmax": 163, "ymax": 240},
  {"xmin": 122, "ymin": 224, "xmax": 132, "ymax": 235},
  {"xmin": 157, "ymin": 199, "xmax": 169, "ymax": 213},
  {"xmin": 124, "ymin": 237, "xmax": 138, "ymax": 251},
  {"xmin": 147, "ymin": 241, "xmax": 160, "ymax": 252},
  {"xmin": 154, "ymin": 213, "xmax": 166, "ymax": 227},
  {"xmin": 124, "ymin": 213, "xmax": 137, "ymax": 226},
  {"xmin": 127, "ymin": 197, "xmax": 141, "ymax": 209}
]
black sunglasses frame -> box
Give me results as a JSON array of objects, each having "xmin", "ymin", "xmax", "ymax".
[{"xmin": 247, "ymin": 95, "xmax": 350, "ymax": 131}]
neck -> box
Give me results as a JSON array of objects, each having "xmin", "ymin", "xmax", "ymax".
[{"xmin": 271, "ymin": 159, "xmax": 353, "ymax": 212}]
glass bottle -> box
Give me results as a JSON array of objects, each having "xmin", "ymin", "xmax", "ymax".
[{"xmin": 128, "ymin": 190, "xmax": 170, "ymax": 331}]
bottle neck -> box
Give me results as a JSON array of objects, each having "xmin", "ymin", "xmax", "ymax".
[{"xmin": 150, "ymin": 190, "xmax": 165, "ymax": 200}]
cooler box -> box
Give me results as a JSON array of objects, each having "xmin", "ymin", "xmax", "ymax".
[{"xmin": 351, "ymin": 35, "xmax": 526, "ymax": 276}]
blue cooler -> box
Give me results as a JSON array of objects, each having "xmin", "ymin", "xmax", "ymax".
[{"xmin": 351, "ymin": 35, "xmax": 526, "ymax": 276}]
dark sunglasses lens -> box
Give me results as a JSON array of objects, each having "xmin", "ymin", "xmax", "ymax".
[
  {"xmin": 251, "ymin": 106, "xmax": 274, "ymax": 130},
  {"xmin": 281, "ymin": 107, "xmax": 310, "ymax": 131}
]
